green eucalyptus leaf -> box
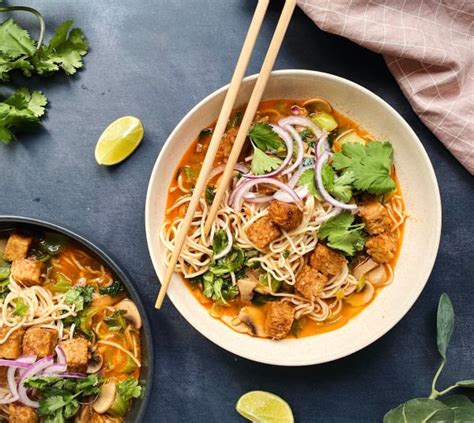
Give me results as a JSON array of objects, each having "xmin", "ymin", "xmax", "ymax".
[
  {"xmin": 442, "ymin": 395, "xmax": 472, "ymax": 408},
  {"xmin": 456, "ymin": 380, "xmax": 474, "ymax": 388},
  {"xmin": 384, "ymin": 399, "xmax": 454, "ymax": 423},
  {"xmin": 437, "ymin": 293, "xmax": 454, "ymax": 360}
]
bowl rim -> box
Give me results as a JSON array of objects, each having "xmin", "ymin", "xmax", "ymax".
[
  {"xmin": 0, "ymin": 215, "xmax": 154, "ymax": 420},
  {"xmin": 145, "ymin": 69, "xmax": 442, "ymax": 366}
]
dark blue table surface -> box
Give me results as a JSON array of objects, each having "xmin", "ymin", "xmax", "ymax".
[{"xmin": 2, "ymin": 1, "xmax": 473, "ymax": 422}]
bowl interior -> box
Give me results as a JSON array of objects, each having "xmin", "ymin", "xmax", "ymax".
[
  {"xmin": 145, "ymin": 70, "xmax": 441, "ymax": 366},
  {"xmin": 0, "ymin": 217, "xmax": 153, "ymax": 421}
]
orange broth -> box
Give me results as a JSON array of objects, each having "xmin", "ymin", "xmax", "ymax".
[{"xmin": 165, "ymin": 99, "xmax": 405, "ymax": 339}]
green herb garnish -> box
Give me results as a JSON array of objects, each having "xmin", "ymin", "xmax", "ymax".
[
  {"xmin": 64, "ymin": 286, "xmax": 94, "ymax": 312},
  {"xmin": 99, "ymin": 280, "xmax": 125, "ymax": 297},
  {"xmin": 318, "ymin": 211, "xmax": 365, "ymax": 256},
  {"xmin": 332, "ymin": 141, "xmax": 395, "ymax": 194},
  {"xmin": 384, "ymin": 294, "xmax": 474, "ymax": 422},
  {"xmin": 298, "ymin": 168, "xmax": 322, "ymax": 200},
  {"xmin": 321, "ymin": 163, "xmax": 354, "ymax": 203}
]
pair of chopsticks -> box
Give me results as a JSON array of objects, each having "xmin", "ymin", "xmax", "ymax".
[{"xmin": 155, "ymin": 0, "xmax": 297, "ymax": 309}]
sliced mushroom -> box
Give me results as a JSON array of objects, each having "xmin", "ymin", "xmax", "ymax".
[
  {"xmin": 93, "ymin": 383, "xmax": 116, "ymax": 414},
  {"xmin": 353, "ymin": 258, "xmax": 378, "ymax": 280},
  {"xmin": 303, "ymin": 96, "xmax": 333, "ymax": 114},
  {"xmin": 333, "ymin": 129, "xmax": 367, "ymax": 153},
  {"xmin": 237, "ymin": 279, "xmax": 257, "ymax": 303},
  {"xmin": 115, "ymin": 299, "xmax": 142, "ymax": 329},
  {"xmin": 222, "ymin": 315, "xmax": 251, "ymax": 334},
  {"xmin": 74, "ymin": 404, "xmax": 93, "ymax": 423},
  {"xmin": 236, "ymin": 306, "xmax": 267, "ymax": 337},
  {"xmin": 367, "ymin": 265, "xmax": 391, "ymax": 287},
  {"xmin": 346, "ymin": 281, "xmax": 375, "ymax": 307},
  {"xmin": 256, "ymin": 109, "xmax": 281, "ymax": 123},
  {"xmin": 87, "ymin": 353, "xmax": 103, "ymax": 374}
]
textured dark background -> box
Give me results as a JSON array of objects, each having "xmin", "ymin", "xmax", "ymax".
[{"xmin": 2, "ymin": 1, "xmax": 473, "ymax": 422}]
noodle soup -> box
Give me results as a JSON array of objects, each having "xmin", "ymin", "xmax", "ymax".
[
  {"xmin": 162, "ymin": 98, "xmax": 406, "ymax": 340},
  {"xmin": 0, "ymin": 229, "xmax": 143, "ymax": 422}
]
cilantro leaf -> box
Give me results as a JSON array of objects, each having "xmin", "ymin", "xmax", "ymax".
[
  {"xmin": 251, "ymin": 147, "xmax": 282, "ymax": 175},
  {"xmin": 318, "ymin": 211, "xmax": 366, "ymax": 256},
  {"xmin": 64, "ymin": 286, "xmax": 94, "ymax": 312},
  {"xmin": 298, "ymin": 168, "xmax": 322, "ymax": 200},
  {"xmin": 321, "ymin": 163, "xmax": 354, "ymax": 203},
  {"xmin": 205, "ymin": 184, "xmax": 216, "ymax": 205},
  {"xmin": 0, "ymin": 88, "xmax": 48, "ymax": 144},
  {"xmin": 0, "ymin": 18, "xmax": 35, "ymax": 58},
  {"xmin": 332, "ymin": 141, "xmax": 395, "ymax": 194},
  {"xmin": 212, "ymin": 229, "xmax": 228, "ymax": 257},
  {"xmin": 116, "ymin": 378, "xmax": 143, "ymax": 401},
  {"xmin": 31, "ymin": 20, "xmax": 88, "ymax": 76},
  {"xmin": 248, "ymin": 123, "xmax": 284, "ymax": 151}
]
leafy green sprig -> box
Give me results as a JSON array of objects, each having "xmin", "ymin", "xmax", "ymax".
[{"xmin": 384, "ymin": 294, "xmax": 474, "ymax": 422}]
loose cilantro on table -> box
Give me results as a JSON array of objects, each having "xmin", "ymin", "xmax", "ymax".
[
  {"xmin": 318, "ymin": 211, "xmax": 365, "ymax": 256},
  {"xmin": 0, "ymin": 7, "xmax": 88, "ymax": 143},
  {"xmin": 332, "ymin": 141, "xmax": 395, "ymax": 194},
  {"xmin": 0, "ymin": 88, "xmax": 47, "ymax": 144},
  {"xmin": 321, "ymin": 163, "xmax": 354, "ymax": 203}
]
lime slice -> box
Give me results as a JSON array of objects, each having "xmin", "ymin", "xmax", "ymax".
[
  {"xmin": 95, "ymin": 116, "xmax": 144, "ymax": 165},
  {"xmin": 236, "ymin": 391, "xmax": 294, "ymax": 423}
]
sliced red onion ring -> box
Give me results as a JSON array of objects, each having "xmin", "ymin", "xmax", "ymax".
[
  {"xmin": 207, "ymin": 163, "xmax": 248, "ymax": 182},
  {"xmin": 315, "ymin": 132, "xmax": 330, "ymax": 160},
  {"xmin": 242, "ymin": 192, "xmax": 274, "ymax": 204},
  {"xmin": 244, "ymin": 125, "xmax": 293, "ymax": 179},
  {"xmin": 213, "ymin": 223, "xmax": 233, "ymax": 260},
  {"xmin": 43, "ymin": 363, "xmax": 67, "ymax": 374},
  {"xmin": 0, "ymin": 359, "xmax": 36, "ymax": 369},
  {"xmin": 278, "ymin": 116, "xmax": 323, "ymax": 139},
  {"xmin": 280, "ymin": 124, "xmax": 304, "ymax": 176},
  {"xmin": 315, "ymin": 207, "xmax": 342, "ymax": 225},
  {"xmin": 41, "ymin": 372, "xmax": 85, "ymax": 378},
  {"xmin": 18, "ymin": 356, "xmax": 54, "ymax": 408},
  {"xmin": 55, "ymin": 345, "xmax": 66, "ymax": 365},
  {"xmin": 274, "ymin": 186, "xmax": 309, "ymax": 202},
  {"xmin": 1, "ymin": 356, "xmax": 36, "ymax": 405},
  {"xmin": 315, "ymin": 152, "xmax": 358, "ymax": 211},
  {"xmin": 232, "ymin": 178, "xmax": 302, "ymax": 210},
  {"xmin": 290, "ymin": 105, "xmax": 300, "ymax": 115}
]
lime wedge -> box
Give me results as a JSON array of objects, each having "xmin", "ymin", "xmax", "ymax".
[
  {"xmin": 95, "ymin": 116, "xmax": 144, "ymax": 165},
  {"xmin": 236, "ymin": 391, "xmax": 294, "ymax": 423}
]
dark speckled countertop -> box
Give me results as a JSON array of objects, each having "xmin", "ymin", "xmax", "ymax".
[{"xmin": 2, "ymin": 1, "xmax": 473, "ymax": 422}]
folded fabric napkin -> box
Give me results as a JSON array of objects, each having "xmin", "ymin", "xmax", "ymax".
[{"xmin": 297, "ymin": 0, "xmax": 474, "ymax": 174}]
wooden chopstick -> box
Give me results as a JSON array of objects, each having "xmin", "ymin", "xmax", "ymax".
[
  {"xmin": 204, "ymin": 0, "xmax": 297, "ymax": 235},
  {"xmin": 155, "ymin": 0, "xmax": 270, "ymax": 309}
]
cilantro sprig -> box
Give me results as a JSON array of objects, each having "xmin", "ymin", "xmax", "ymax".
[
  {"xmin": 0, "ymin": 7, "xmax": 88, "ymax": 144},
  {"xmin": 332, "ymin": 141, "xmax": 395, "ymax": 194},
  {"xmin": 321, "ymin": 163, "xmax": 354, "ymax": 203},
  {"xmin": 318, "ymin": 211, "xmax": 365, "ymax": 256},
  {"xmin": 248, "ymin": 123, "xmax": 285, "ymax": 176}
]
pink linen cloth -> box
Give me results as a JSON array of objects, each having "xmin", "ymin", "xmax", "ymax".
[{"xmin": 297, "ymin": 0, "xmax": 474, "ymax": 174}]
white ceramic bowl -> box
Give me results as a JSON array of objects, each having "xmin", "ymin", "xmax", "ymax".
[{"xmin": 145, "ymin": 70, "xmax": 441, "ymax": 366}]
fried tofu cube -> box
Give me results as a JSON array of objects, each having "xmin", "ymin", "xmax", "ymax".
[
  {"xmin": 295, "ymin": 265, "xmax": 328, "ymax": 301},
  {"xmin": 265, "ymin": 301, "xmax": 295, "ymax": 340},
  {"xmin": 246, "ymin": 216, "xmax": 281, "ymax": 249},
  {"xmin": 0, "ymin": 327, "xmax": 25, "ymax": 359},
  {"xmin": 91, "ymin": 412, "xmax": 118, "ymax": 423},
  {"xmin": 59, "ymin": 337, "xmax": 89, "ymax": 373},
  {"xmin": 11, "ymin": 259, "xmax": 45, "ymax": 286},
  {"xmin": 366, "ymin": 232, "xmax": 398, "ymax": 263},
  {"xmin": 22, "ymin": 327, "xmax": 57, "ymax": 358},
  {"xmin": 268, "ymin": 200, "xmax": 303, "ymax": 231},
  {"xmin": 0, "ymin": 366, "xmax": 7, "ymax": 388},
  {"xmin": 3, "ymin": 233, "xmax": 32, "ymax": 262},
  {"xmin": 310, "ymin": 244, "xmax": 346, "ymax": 277},
  {"xmin": 8, "ymin": 403, "xmax": 38, "ymax": 423},
  {"xmin": 358, "ymin": 199, "xmax": 393, "ymax": 235}
]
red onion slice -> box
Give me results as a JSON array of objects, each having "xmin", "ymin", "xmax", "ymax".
[
  {"xmin": 242, "ymin": 192, "xmax": 275, "ymax": 204},
  {"xmin": 315, "ymin": 132, "xmax": 330, "ymax": 160},
  {"xmin": 274, "ymin": 186, "xmax": 309, "ymax": 203},
  {"xmin": 232, "ymin": 178, "xmax": 302, "ymax": 210},
  {"xmin": 207, "ymin": 163, "xmax": 248, "ymax": 182},
  {"xmin": 55, "ymin": 345, "xmax": 66, "ymax": 365},
  {"xmin": 18, "ymin": 356, "xmax": 54, "ymax": 408},
  {"xmin": 213, "ymin": 223, "xmax": 233, "ymax": 260},
  {"xmin": 43, "ymin": 363, "xmax": 67, "ymax": 374},
  {"xmin": 278, "ymin": 116, "xmax": 323, "ymax": 139},
  {"xmin": 244, "ymin": 125, "xmax": 293, "ymax": 179},
  {"xmin": 0, "ymin": 359, "xmax": 36, "ymax": 368},
  {"xmin": 41, "ymin": 372, "xmax": 85, "ymax": 378},
  {"xmin": 280, "ymin": 124, "xmax": 304, "ymax": 176},
  {"xmin": 315, "ymin": 152, "xmax": 358, "ymax": 211}
]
